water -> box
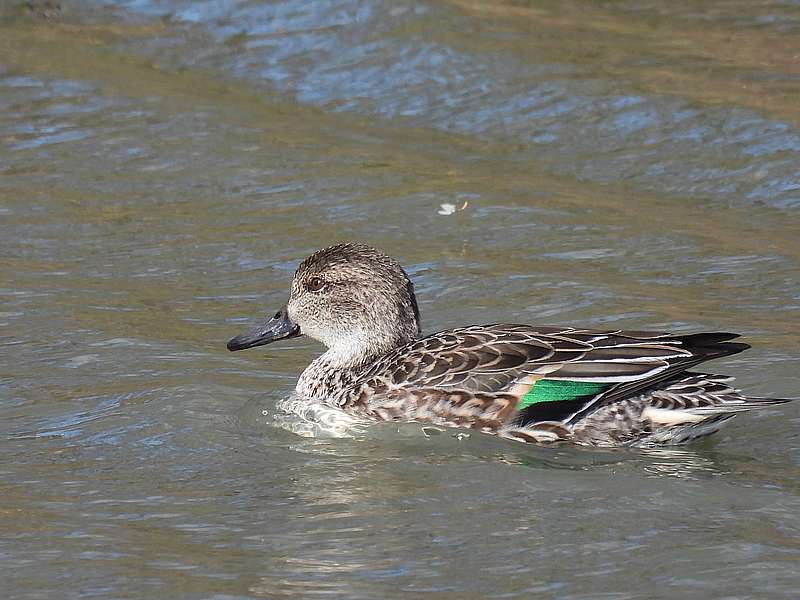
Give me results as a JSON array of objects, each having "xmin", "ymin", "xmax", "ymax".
[{"xmin": 2, "ymin": 1, "xmax": 800, "ymax": 597}]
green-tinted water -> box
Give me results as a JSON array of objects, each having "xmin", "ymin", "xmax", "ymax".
[{"xmin": 2, "ymin": 1, "xmax": 799, "ymax": 598}]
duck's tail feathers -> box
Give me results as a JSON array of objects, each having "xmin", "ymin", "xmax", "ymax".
[
  {"xmin": 675, "ymin": 332, "xmax": 750, "ymax": 360},
  {"xmin": 686, "ymin": 395, "xmax": 795, "ymax": 415}
]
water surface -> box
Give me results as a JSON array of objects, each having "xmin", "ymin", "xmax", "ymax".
[{"xmin": 2, "ymin": 1, "xmax": 800, "ymax": 598}]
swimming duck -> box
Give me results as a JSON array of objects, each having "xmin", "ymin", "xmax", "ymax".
[{"xmin": 227, "ymin": 243, "xmax": 791, "ymax": 446}]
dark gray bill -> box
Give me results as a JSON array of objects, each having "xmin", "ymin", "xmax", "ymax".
[{"xmin": 227, "ymin": 306, "xmax": 300, "ymax": 351}]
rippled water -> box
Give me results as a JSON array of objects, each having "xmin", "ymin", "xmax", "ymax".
[{"xmin": 2, "ymin": 1, "xmax": 800, "ymax": 597}]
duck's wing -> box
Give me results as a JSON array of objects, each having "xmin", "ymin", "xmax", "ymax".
[{"xmin": 358, "ymin": 324, "xmax": 749, "ymax": 425}]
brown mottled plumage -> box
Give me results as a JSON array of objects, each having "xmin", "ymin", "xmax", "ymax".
[{"xmin": 227, "ymin": 243, "xmax": 792, "ymax": 446}]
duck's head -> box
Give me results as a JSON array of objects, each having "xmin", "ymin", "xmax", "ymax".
[{"xmin": 227, "ymin": 243, "xmax": 421, "ymax": 364}]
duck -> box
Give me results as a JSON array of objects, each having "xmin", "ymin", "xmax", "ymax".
[{"xmin": 227, "ymin": 243, "xmax": 792, "ymax": 446}]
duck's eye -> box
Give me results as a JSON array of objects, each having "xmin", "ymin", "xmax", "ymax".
[{"xmin": 306, "ymin": 276, "xmax": 325, "ymax": 292}]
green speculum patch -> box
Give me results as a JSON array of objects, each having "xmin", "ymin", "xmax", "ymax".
[{"xmin": 518, "ymin": 380, "xmax": 609, "ymax": 410}]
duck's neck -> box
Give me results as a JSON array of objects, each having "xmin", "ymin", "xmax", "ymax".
[
  {"xmin": 295, "ymin": 332, "xmax": 415, "ymax": 402},
  {"xmin": 293, "ymin": 351, "xmax": 365, "ymax": 404}
]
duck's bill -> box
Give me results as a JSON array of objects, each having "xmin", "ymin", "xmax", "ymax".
[{"xmin": 227, "ymin": 307, "xmax": 300, "ymax": 351}]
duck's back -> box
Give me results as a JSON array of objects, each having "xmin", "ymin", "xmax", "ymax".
[{"xmin": 345, "ymin": 324, "xmax": 786, "ymax": 446}]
